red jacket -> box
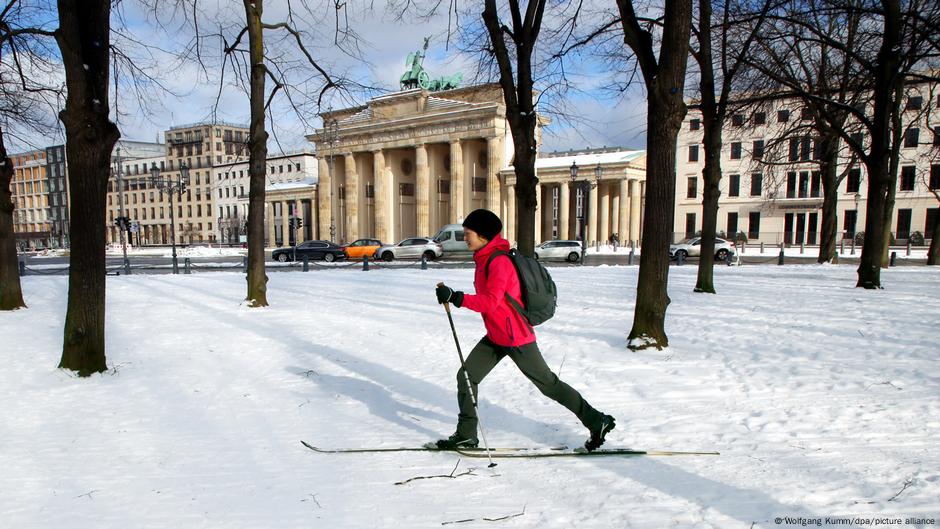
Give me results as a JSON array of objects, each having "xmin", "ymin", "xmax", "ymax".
[{"xmin": 460, "ymin": 235, "xmax": 536, "ymax": 347}]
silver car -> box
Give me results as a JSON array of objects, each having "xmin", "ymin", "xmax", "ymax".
[
  {"xmin": 375, "ymin": 237, "xmax": 444, "ymax": 261},
  {"xmin": 534, "ymin": 240, "xmax": 583, "ymax": 262},
  {"xmin": 669, "ymin": 237, "xmax": 736, "ymax": 261}
]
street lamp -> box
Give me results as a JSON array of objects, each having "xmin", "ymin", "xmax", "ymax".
[
  {"xmin": 569, "ymin": 160, "xmax": 598, "ymax": 265},
  {"xmin": 319, "ymin": 113, "xmax": 340, "ymax": 242},
  {"xmin": 114, "ymin": 147, "xmax": 130, "ymax": 274},
  {"xmin": 150, "ymin": 161, "xmax": 189, "ymax": 274}
]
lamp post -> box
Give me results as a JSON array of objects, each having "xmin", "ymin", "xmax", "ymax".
[
  {"xmin": 569, "ymin": 161, "xmax": 598, "ymax": 265},
  {"xmin": 320, "ymin": 114, "xmax": 340, "ymax": 242},
  {"xmin": 151, "ymin": 161, "xmax": 189, "ymax": 274},
  {"xmin": 114, "ymin": 147, "xmax": 130, "ymax": 274}
]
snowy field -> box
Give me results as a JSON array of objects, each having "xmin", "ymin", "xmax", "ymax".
[{"xmin": 1, "ymin": 264, "xmax": 938, "ymax": 528}]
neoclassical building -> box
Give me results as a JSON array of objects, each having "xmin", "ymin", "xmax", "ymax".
[{"xmin": 308, "ymin": 84, "xmax": 647, "ymax": 245}]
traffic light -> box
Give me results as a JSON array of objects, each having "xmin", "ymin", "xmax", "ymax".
[{"xmin": 296, "ymin": 217, "xmax": 303, "ymax": 229}]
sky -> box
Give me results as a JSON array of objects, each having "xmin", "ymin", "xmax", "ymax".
[{"xmin": 5, "ymin": 1, "xmax": 650, "ymax": 155}]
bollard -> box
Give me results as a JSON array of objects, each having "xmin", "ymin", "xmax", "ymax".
[
  {"xmin": 630, "ymin": 240, "xmax": 635, "ymax": 252},
  {"xmin": 726, "ymin": 250, "xmax": 734, "ymax": 265},
  {"xmin": 421, "ymin": 255, "xmax": 428, "ymax": 270},
  {"xmin": 800, "ymin": 242, "xmax": 805, "ymax": 254},
  {"xmin": 362, "ymin": 255, "xmax": 369, "ymax": 271},
  {"xmin": 760, "ymin": 242, "xmax": 765, "ymax": 254},
  {"xmin": 906, "ymin": 240, "xmax": 911, "ymax": 257},
  {"xmin": 19, "ymin": 260, "xmax": 25, "ymax": 276},
  {"xmin": 850, "ymin": 239, "xmax": 856, "ymax": 255},
  {"xmin": 243, "ymin": 256, "xmax": 248, "ymax": 273},
  {"xmin": 303, "ymin": 255, "xmax": 309, "ymax": 272},
  {"xmin": 741, "ymin": 241, "xmax": 746, "ymax": 254},
  {"xmin": 184, "ymin": 258, "xmax": 191, "ymax": 274},
  {"xmin": 613, "ymin": 241, "xmax": 618, "ymax": 252},
  {"xmin": 628, "ymin": 249, "xmax": 634, "ymax": 266},
  {"xmin": 840, "ymin": 239, "xmax": 845, "ymax": 255},
  {"xmin": 778, "ymin": 247, "xmax": 785, "ymax": 265},
  {"xmin": 890, "ymin": 251, "xmax": 897, "ymax": 267},
  {"xmin": 676, "ymin": 252, "xmax": 684, "ymax": 266},
  {"xmin": 832, "ymin": 251, "xmax": 840, "ymax": 264}
]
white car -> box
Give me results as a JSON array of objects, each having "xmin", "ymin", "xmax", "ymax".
[
  {"xmin": 375, "ymin": 237, "xmax": 444, "ymax": 261},
  {"xmin": 669, "ymin": 237, "xmax": 736, "ymax": 261},
  {"xmin": 534, "ymin": 240, "xmax": 583, "ymax": 262}
]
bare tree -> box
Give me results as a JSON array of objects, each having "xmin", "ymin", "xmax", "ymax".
[
  {"xmin": 690, "ymin": 0, "xmax": 773, "ymax": 293},
  {"xmin": 616, "ymin": 0, "xmax": 693, "ymax": 350}
]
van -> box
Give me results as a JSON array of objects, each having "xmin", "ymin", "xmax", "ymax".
[{"xmin": 433, "ymin": 224, "xmax": 471, "ymax": 254}]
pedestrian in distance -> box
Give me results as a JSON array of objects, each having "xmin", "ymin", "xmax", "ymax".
[{"xmin": 434, "ymin": 209, "xmax": 616, "ymax": 452}]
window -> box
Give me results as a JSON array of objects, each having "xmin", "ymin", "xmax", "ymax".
[
  {"xmin": 906, "ymin": 96, "xmax": 923, "ymax": 110},
  {"xmin": 750, "ymin": 173, "xmax": 763, "ymax": 197},
  {"xmin": 900, "ymin": 166, "xmax": 915, "ymax": 191},
  {"xmin": 748, "ymin": 212, "xmax": 761, "ymax": 239},
  {"xmin": 729, "ymin": 174, "xmax": 740, "ymax": 197},
  {"xmin": 399, "ymin": 183, "xmax": 415, "ymax": 196},
  {"xmin": 896, "ymin": 209, "xmax": 912, "ymax": 239},
  {"xmin": 365, "ymin": 184, "xmax": 375, "ymax": 198},
  {"xmin": 688, "ymin": 145, "xmax": 699, "ymax": 162},
  {"xmin": 753, "ymin": 140, "xmax": 765, "ymax": 160},
  {"xmin": 438, "ymin": 179, "xmax": 451, "ymax": 194},
  {"xmin": 754, "ymin": 112, "xmax": 766, "ymax": 125},
  {"xmin": 927, "ymin": 208, "xmax": 939, "ymax": 237},
  {"xmin": 685, "ymin": 213, "xmax": 696, "ymax": 238},
  {"xmin": 731, "ymin": 114, "xmax": 745, "ymax": 127},
  {"xmin": 786, "ymin": 172, "xmax": 797, "ymax": 198},
  {"xmin": 777, "ymin": 109, "xmax": 790, "ymax": 123},
  {"xmin": 811, "ymin": 171, "xmax": 821, "ymax": 198},
  {"xmin": 789, "ymin": 138, "xmax": 800, "ymax": 161},
  {"xmin": 850, "ymin": 132, "xmax": 864, "ymax": 150},
  {"xmin": 472, "ymin": 177, "xmax": 487, "ymax": 193},
  {"xmin": 931, "ymin": 165, "xmax": 940, "ymax": 190},
  {"xmin": 800, "ymin": 107, "xmax": 812, "ymax": 120},
  {"xmin": 687, "ymin": 177, "xmax": 698, "ymax": 199},
  {"xmin": 934, "ymin": 126, "xmax": 940, "ymax": 146},
  {"xmin": 727, "ymin": 212, "xmax": 739, "ymax": 235},
  {"xmin": 800, "ymin": 136, "xmax": 812, "ymax": 161},
  {"xmin": 847, "ymin": 168, "xmax": 862, "ymax": 193},
  {"xmin": 690, "ymin": 119, "xmax": 701, "ymax": 131},
  {"xmin": 844, "ymin": 210, "xmax": 858, "ymax": 239},
  {"xmin": 730, "ymin": 142, "xmax": 742, "ymax": 160},
  {"xmin": 799, "ymin": 171, "xmax": 809, "ymax": 198},
  {"xmin": 904, "ymin": 128, "xmax": 920, "ymax": 148}
]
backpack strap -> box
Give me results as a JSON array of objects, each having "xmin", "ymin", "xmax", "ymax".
[{"xmin": 483, "ymin": 250, "xmax": 534, "ymax": 332}]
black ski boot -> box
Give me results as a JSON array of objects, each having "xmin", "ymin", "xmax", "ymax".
[
  {"xmin": 434, "ymin": 432, "xmax": 480, "ymax": 450},
  {"xmin": 584, "ymin": 415, "xmax": 616, "ymax": 452}
]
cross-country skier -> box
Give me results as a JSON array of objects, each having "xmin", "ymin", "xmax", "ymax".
[{"xmin": 434, "ymin": 209, "xmax": 616, "ymax": 452}]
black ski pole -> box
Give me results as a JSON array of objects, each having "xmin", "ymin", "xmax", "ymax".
[{"xmin": 437, "ymin": 282, "xmax": 497, "ymax": 468}]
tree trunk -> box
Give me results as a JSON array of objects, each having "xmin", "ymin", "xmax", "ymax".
[
  {"xmin": 817, "ymin": 132, "xmax": 840, "ymax": 263},
  {"xmin": 244, "ymin": 0, "xmax": 269, "ymax": 307},
  {"xmin": 880, "ymin": 82, "xmax": 903, "ymax": 268},
  {"xmin": 694, "ymin": 0, "xmax": 719, "ymax": 294},
  {"xmin": 927, "ymin": 219, "xmax": 940, "ymax": 265},
  {"xmin": 55, "ymin": 0, "xmax": 120, "ymax": 375},
  {"xmin": 0, "ymin": 128, "xmax": 26, "ymax": 310}
]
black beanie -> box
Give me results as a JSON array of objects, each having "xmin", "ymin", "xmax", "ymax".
[{"xmin": 462, "ymin": 209, "xmax": 503, "ymax": 240}]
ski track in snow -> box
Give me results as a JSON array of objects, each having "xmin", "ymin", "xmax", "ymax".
[{"xmin": 1, "ymin": 264, "xmax": 938, "ymax": 528}]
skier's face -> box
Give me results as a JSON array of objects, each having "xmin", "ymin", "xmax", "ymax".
[{"xmin": 464, "ymin": 228, "xmax": 488, "ymax": 252}]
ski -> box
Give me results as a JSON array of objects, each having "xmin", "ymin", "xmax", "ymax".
[
  {"xmin": 455, "ymin": 448, "xmax": 720, "ymax": 458},
  {"xmin": 301, "ymin": 440, "xmax": 568, "ymax": 454}
]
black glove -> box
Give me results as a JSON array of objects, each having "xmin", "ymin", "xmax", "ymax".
[{"xmin": 436, "ymin": 284, "xmax": 464, "ymax": 307}]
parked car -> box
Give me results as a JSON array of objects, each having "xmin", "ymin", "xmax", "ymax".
[
  {"xmin": 375, "ymin": 237, "xmax": 444, "ymax": 261},
  {"xmin": 342, "ymin": 238, "xmax": 384, "ymax": 259},
  {"xmin": 534, "ymin": 240, "xmax": 583, "ymax": 262},
  {"xmin": 669, "ymin": 237, "xmax": 736, "ymax": 261},
  {"xmin": 433, "ymin": 224, "xmax": 471, "ymax": 254},
  {"xmin": 272, "ymin": 240, "xmax": 346, "ymax": 263}
]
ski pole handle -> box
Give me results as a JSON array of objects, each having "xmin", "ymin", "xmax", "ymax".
[{"xmin": 436, "ymin": 282, "xmax": 452, "ymax": 313}]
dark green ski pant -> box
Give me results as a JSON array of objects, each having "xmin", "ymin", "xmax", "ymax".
[{"xmin": 455, "ymin": 337, "xmax": 604, "ymax": 439}]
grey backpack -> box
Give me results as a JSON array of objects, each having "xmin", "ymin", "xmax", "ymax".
[{"xmin": 485, "ymin": 249, "xmax": 557, "ymax": 327}]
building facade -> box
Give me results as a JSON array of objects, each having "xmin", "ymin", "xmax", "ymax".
[
  {"xmin": 44, "ymin": 145, "xmax": 69, "ymax": 248},
  {"xmin": 11, "ymin": 150, "xmax": 49, "ymax": 249},
  {"xmin": 675, "ymin": 90, "xmax": 940, "ymax": 246},
  {"xmin": 308, "ymin": 84, "xmax": 648, "ymax": 246}
]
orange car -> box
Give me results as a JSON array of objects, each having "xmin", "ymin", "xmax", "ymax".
[{"xmin": 342, "ymin": 238, "xmax": 384, "ymax": 259}]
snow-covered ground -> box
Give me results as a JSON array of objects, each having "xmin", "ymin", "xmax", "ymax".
[{"xmin": 2, "ymin": 264, "xmax": 938, "ymax": 528}]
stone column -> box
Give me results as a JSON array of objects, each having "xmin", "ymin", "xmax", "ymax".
[
  {"xmin": 306, "ymin": 198, "xmax": 317, "ymax": 240},
  {"xmin": 415, "ymin": 144, "xmax": 430, "ymax": 236},
  {"xmin": 629, "ymin": 178, "xmax": 641, "ymax": 244},
  {"xmin": 373, "ymin": 149, "xmax": 390, "ymax": 243},
  {"xmin": 450, "ymin": 140, "xmax": 464, "ymax": 222},
  {"xmin": 618, "ymin": 179, "xmax": 630, "ymax": 243},
  {"xmin": 507, "ymin": 184, "xmax": 516, "ymax": 243},
  {"xmin": 599, "ymin": 182, "xmax": 610, "ymax": 244},
  {"xmin": 266, "ymin": 203, "xmax": 275, "ymax": 246},
  {"xmin": 559, "ymin": 182, "xmax": 570, "ymax": 240},
  {"xmin": 611, "ymin": 186, "xmax": 621, "ymax": 243},
  {"xmin": 486, "ymin": 136, "xmax": 502, "ymax": 212},
  {"xmin": 534, "ymin": 183, "xmax": 542, "ymax": 244},
  {"xmin": 280, "ymin": 201, "xmax": 290, "ymax": 246},
  {"xmin": 317, "ymin": 157, "xmax": 332, "ymax": 241},
  {"xmin": 344, "ymin": 153, "xmax": 359, "ymax": 241},
  {"xmin": 588, "ymin": 184, "xmax": 598, "ymax": 245}
]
